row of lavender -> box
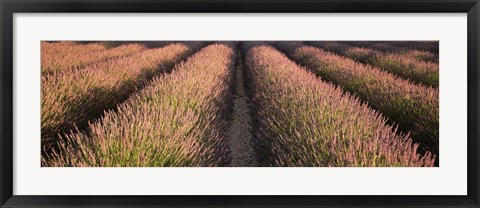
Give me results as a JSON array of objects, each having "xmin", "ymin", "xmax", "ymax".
[
  {"xmin": 306, "ymin": 41, "xmax": 439, "ymax": 87},
  {"xmin": 339, "ymin": 41, "xmax": 438, "ymax": 62},
  {"xmin": 42, "ymin": 41, "xmax": 175, "ymax": 75},
  {"xmin": 273, "ymin": 42, "xmax": 439, "ymax": 156},
  {"xmin": 43, "ymin": 42, "xmax": 236, "ymax": 166},
  {"xmin": 42, "ymin": 42, "xmax": 145, "ymax": 74},
  {"xmin": 243, "ymin": 42, "xmax": 435, "ymax": 167},
  {"xmin": 42, "ymin": 42, "xmax": 206, "ymax": 150}
]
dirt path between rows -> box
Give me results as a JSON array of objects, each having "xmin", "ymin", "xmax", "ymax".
[{"xmin": 227, "ymin": 50, "xmax": 258, "ymax": 167}]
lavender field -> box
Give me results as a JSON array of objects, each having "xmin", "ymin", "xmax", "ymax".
[{"xmin": 41, "ymin": 41, "xmax": 439, "ymax": 167}]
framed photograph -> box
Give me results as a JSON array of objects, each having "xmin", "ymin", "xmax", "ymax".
[{"xmin": 1, "ymin": 0, "xmax": 479, "ymax": 207}]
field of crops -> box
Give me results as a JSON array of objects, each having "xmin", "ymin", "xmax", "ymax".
[{"xmin": 41, "ymin": 41, "xmax": 439, "ymax": 167}]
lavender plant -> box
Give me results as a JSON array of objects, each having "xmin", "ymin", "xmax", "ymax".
[
  {"xmin": 306, "ymin": 41, "xmax": 439, "ymax": 87},
  {"xmin": 42, "ymin": 42, "xmax": 237, "ymax": 167},
  {"xmin": 41, "ymin": 42, "xmax": 207, "ymax": 149},
  {"xmin": 42, "ymin": 42, "xmax": 147, "ymax": 74},
  {"xmin": 243, "ymin": 42, "xmax": 435, "ymax": 167},
  {"xmin": 274, "ymin": 41, "xmax": 439, "ymax": 156}
]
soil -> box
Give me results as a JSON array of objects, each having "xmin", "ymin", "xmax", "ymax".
[{"xmin": 227, "ymin": 51, "xmax": 258, "ymax": 167}]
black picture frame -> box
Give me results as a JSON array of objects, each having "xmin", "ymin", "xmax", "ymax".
[{"xmin": 1, "ymin": 0, "xmax": 479, "ymax": 207}]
